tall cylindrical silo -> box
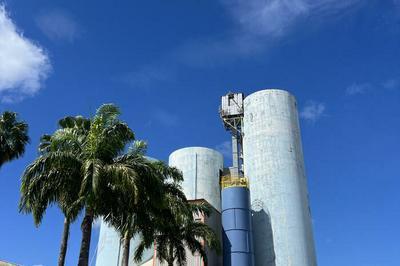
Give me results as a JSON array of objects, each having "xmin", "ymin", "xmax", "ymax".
[
  {"xmin": 221, "ymin": 177, "xmax": 254, "ymax": 266},
  {"xmin": 243, "ymin": 89, "xmax": 317, "ymax": 266},
  {"xmin": 169, "ymin": 147, "xmax": 223, "ymax": 211},
  {"xmin": 96, "ymin": 219, "xmax": 121, "ymax": 266}
]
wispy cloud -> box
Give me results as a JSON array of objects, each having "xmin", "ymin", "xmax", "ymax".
[
  {"xmin": 35, "ymin": 9, "xmax": 80, "ymax": 42},
  {"xmin": 121, "ymin": 0, "xmax": 361, "ymax": 88},
  {"xmin": 119, "ymin": 64, "xmax": 175, "ymax": 89},
  {"xmin": 0, "ymin": 5, "xmax": 51, "ymax": 103},
  {"xmin": 220, "ymin": 0, "xmax": 361, "ymax": 49},
  {"xmin": 186, "ymin": 0, "xmax": 361, "ymax": 63},
  {"xmin": 382, "ymin": 78, "xmax": 399, "ymax": 90},
  {"xmin": 215, "ymin": 140, "xmax": 232, "ymax": 158},
  {"xmin": 222, "ymin": 0, "xmax": 360, "ymax": 38},
  {"xmin": 153, "ymin": 109, "xmax": 179, "ymax": 127},
  {"xmin": 221, "ymin": 0, "xmax": 308, "ymax": 38},
  {"xmin": 345, "ymin": 78, "xmax": 399, "ymax": 96},
  {"xmin": 300, "ymin": 101, "xmax": 326, "ymax": 122},
  {"xmin": 345, "ymin": 82, "xmax": 372, "ymax": 95}
]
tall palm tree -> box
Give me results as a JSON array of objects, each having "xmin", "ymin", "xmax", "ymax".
[
  {"xmin": 141, "ymin": 200, "xmax": 220, "ymax": 266},
  {"xmin": 20, "ymin": 116, "xmax": 90, "ymax": 266},
  {"xmin": 101, "ymin": 141, "xmax": 153, "ymax": 266},
  {"xmin": 0, "ymin": 111, "xmax": 29, "ymax": 168},
  {"xmin": 75, "ymin": 104, "xmax": 136, "ymax": 266},
  {"xmin": 133, "ymin": 173, "xmax": 221, "ymax": 266},
  {"xmin": 103, "ymin": 144, "xmax": 185, "ymax": 266}
]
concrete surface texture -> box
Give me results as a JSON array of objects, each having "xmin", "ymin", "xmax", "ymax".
[
  {"xmin": 95, "ymin": 219, "xmax": 154, "ymax": 266},
  {"xmin": 243, "ymin": 89, "xmax": 317, "ymax": 266},
  {"xmin": 169, "ymin": 147, "xmax": 224, "ymax": 211}
]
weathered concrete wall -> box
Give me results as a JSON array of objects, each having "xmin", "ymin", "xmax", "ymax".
[
  {"xmin": 95, "ymin": 219, "xmax": 121, "ymax": 266},
  {"xmin": 169, "ymin": 147, "xmax": 223, "ymax": 211},
  {"xmin": 95, "ymin": 220, "xmax": 154, "ymax": 266},
  {"xmin": 243, "ymin": 89, "xmax": 317, "ymax": 266}
]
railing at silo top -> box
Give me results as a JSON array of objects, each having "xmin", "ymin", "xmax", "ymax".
[{"xmin": 220, "ymin": 175, "xmax": 249, "ymax": 189}]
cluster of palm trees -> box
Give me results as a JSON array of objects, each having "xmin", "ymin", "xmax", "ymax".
[{"xmin": 1, "ymin": 105, "xmax": 220, "ymax": 266}]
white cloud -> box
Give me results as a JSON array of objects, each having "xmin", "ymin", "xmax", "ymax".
[
  {"xmin": 300, "ymin": 101, "xmax": 325, "ymax": 122},
  {"xmin": 35, "ymin": 9, "xmax": 80, "ymax": 42},
  {"xmin": 0, "ymin": 5, "xmax": 51, "ymax": 103},
  {"xmin": 215, "ymin": 140, "xmax": 232, "ymax": 158},
  {"xmin": 221, "ymin": 0, "xmax": 360, "ymax": 38},
  {"xmin": 222, "ymin": 0, "xmax": 308, "ymax": 37},
  {"xmin": 345, "ymin": 79, "xmax": 399, "ymax": 96},
  {"xmin": 345, "ymin": 83, "xmax": 372, "ymax": 95}
]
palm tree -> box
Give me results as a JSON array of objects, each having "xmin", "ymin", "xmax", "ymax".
[
  {"xmin": 0, "ymin": 111, "xmax": 29, "ymax": 168},
  {"xmin": 102, "ymin": 144, "xmax": 185, "ymax": 266},
  {"xmin": 147, "ymin": 201, "xmax": 220, "ymax": 266},
  {"xmin": 101, "ymin": 141, "xmax": 154, "ymax": 266},
  {"xmin": 133, "ymin": 172, "xmax": 220, "ymax": 266},
  {"xmin": 75, "ymin": 104, "xmax": 136, "ymax": 266},
  {"xmin": 20, "ymin": 116, "xmax": 90, "ymax": 266}
]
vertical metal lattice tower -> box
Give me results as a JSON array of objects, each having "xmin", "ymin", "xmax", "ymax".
[
  {"xmin": 220, "ymin": 92, "xmax": 255, "ymax": 266},
  {"xmin": 220, "ymin": 92, "xmax": 245, "ymax": 177},
  {"xmin": 243, "ymin": 89, "xmax": 317, "ymax": 266}
]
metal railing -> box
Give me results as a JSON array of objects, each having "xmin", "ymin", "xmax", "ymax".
[{"xmin": 220, "ymin": 175, "xmax": 249, "ymax": 189}]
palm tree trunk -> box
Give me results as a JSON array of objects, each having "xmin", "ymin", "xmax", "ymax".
[
  {"xmin": 168, "ymin": 245, "xmax": 174, "ymax": 266},
  {"xmin": 58, "ymin": 217, "xmax": 70, "ymax": 266},
  {"xmin": 121, "ymin": 231, "xmax": 131, "ymax": 266},
  {"xmin": 78, "ymin": 208, "xmax": 94, "ymax": 266}
]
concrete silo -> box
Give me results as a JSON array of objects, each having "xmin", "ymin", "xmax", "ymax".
[
  {"xmin": 95, "ymin": 220, "xmax": 155, "ymax": 266},
  {"xmin": 242, "ymin": 89, "xmax": 317, "ymax": 266},
  {"xmin": 169, "ymin": 147, "xmax": 223, "ymax": 211},
  {"xmin": 168, "ymin": 147, "xmax": 223, "ymax": 266},
  {"xmin": 95, "ymin": 219, "xmax": 122, "ymax": 266},
  {"xmin": 96, "ymin": 220, "xmax": 154, "ymax": 266}
]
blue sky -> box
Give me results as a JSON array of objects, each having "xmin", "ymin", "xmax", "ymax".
[{"xmin": 0, "ymin": 0, "xmax": 399, "ymax": 265}]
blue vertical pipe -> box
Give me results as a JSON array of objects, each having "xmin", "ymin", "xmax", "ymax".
[{"xmin": 222, "ymin": 186, "xmax": 254, "ymax": 266}]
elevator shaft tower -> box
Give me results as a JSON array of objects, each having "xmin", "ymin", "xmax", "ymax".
[
  {"xmin": 220, "ymin": 92, "xmax": 255, "ymax": 266},
  {"xmin": 219, "ymin": 92, "xmax": 244, "ymax": 176}
]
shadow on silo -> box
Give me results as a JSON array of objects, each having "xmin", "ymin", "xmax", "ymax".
[{"xmin": 252, "ymin": 209, "xmax": 276, "ymax": 266}]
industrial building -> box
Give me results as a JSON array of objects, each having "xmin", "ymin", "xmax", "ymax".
[{"xmin": 95, "ymin": 89, "xmax": 317, "ymax": 266}]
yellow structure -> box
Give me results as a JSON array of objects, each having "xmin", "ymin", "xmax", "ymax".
[{"xmin": 220, "ymin": 175, "xmax": 249, "ymax": 189}]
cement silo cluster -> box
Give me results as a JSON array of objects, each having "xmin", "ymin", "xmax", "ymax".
[{"xmin": 95, "ymin": 89, "xmax": 317, "ymax": 266}]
